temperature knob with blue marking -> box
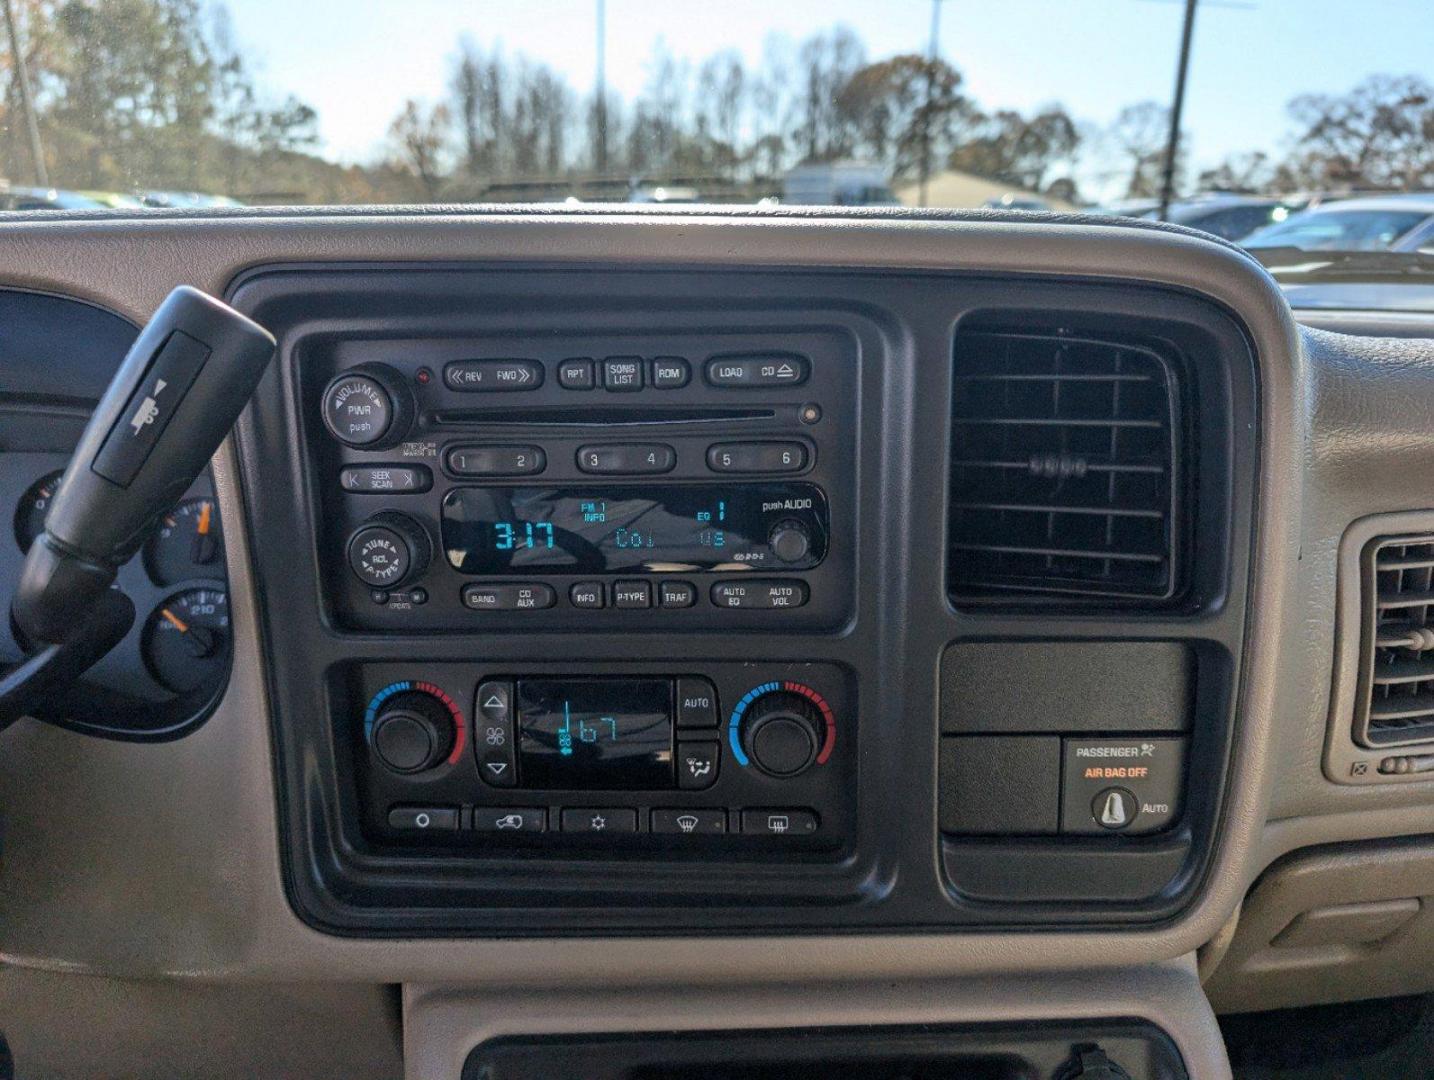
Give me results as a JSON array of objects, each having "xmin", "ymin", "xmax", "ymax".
[
  {"xmin": 365, "ymin": 681, "xmax": 463, "ymax": 774},
  {"xmin": 730, "ymin": 681, "xmax": 836, "ymax": 778}
]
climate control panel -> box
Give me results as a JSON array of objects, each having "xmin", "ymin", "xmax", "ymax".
[{"xmin": 340, "ymin": 661, "xmax": 855, "ymax": 853}]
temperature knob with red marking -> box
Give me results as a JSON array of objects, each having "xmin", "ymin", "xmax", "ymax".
[{"xmin": 366, "ymin": 683, "xmax": 461, "ymax": 774}]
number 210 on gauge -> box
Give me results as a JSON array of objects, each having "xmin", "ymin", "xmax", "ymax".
[{"xmin": 493, "ymin": 521, "xmax": 556, "ymax": 550}]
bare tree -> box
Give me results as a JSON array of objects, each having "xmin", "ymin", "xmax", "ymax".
[
  {"xmin": 1108, "ymin": 101, "xmax": 1179, "ymax": 198},
  {"xmin": 1284, "ymin": 74, "xmax": 1433, "ymax": 189},
  {"xmin": 387, "ymin": 99, "xmax": 450, "ymax": 199},
  {"xmin": 839, "ymin": 54, "xmax": 972, "ymax": 180}
]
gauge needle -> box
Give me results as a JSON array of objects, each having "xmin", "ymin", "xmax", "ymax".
[
  {"xmin": 192, "ymin": 501, "xmax": 218, "ymax": 564},
  {"xmin": 160, "ymin": 608, "xmax": 189, "ymax": 633}
]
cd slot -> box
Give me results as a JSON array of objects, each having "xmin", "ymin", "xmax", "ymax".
[{"xmin": 432, "ymin": 406, "xmax": 776, "ymax": 427}]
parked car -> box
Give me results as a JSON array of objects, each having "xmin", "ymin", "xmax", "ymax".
[
  {"xmin": 140, "ymin": 190, "xmax": 245, "ymax": 208},
  {"xmin": 1097, "ymin": 194, "xmax": 1298, "ymax": 241},
  {"xmin": 626, "ymin": 184, "xmax": 702, "ymax": 204},
  {"xmin": 77, "ymin": 190, "xmax": 148, "ymax": 208},
  {"xmin": 782, "ymin": 161, "xmax": 900, "ymax": 206},
  {"xmin": 0, "ymin": 186, "xmax": 106, "ymax": 211},
  {"xmin": 1243, "ymin": 193, "xmax": 1434, "ymax": 252}
]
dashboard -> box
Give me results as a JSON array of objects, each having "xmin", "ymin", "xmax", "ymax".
[{"xmin": 0, "ymin": 208, "xmax": 1432, "ymax": 1079}]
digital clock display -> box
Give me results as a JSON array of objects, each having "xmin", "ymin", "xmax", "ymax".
[{"xmin": 440, "ymin": 483, "xmax": 827, "ymax": 575}]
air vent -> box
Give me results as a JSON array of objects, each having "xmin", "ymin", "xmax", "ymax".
[
  {"xmin": 947, "ymin": 330, "xmax": 1182, "ymax": 604},
  {"xmin": 1355, "ymin": 536, "xmax": 1434, "ymax": 748}
]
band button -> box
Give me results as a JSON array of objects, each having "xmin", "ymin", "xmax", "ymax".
[{"xmin": 461, "ymin": 583, "xmax": 557, "ymax": 611}]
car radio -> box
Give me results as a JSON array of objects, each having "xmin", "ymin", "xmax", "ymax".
[
  {"xmin": 343, "ymin": 661, "xmax": 856, "ymax": 852},
  {"xmin": 304, "ymin": 327, "xmax": 858, "ymax": 631}
]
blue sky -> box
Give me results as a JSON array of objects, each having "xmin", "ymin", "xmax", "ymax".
[{"xmin": 226, "ymin": 0, "xmax": 1432, "ymax": 196}]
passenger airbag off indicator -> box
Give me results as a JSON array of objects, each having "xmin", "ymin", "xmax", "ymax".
[{"xmin": 1059, "ymin": 736, "xmax": 1188, "ymax": 835}]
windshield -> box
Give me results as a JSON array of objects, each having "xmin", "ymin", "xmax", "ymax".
[{"xmin": 1, "ymin": 1, "xmax": 1430, "ymax": 304}]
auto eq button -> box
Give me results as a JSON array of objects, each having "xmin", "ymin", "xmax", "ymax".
[{"xmin": 710, "ymin": 580, "xmax": 809, "ymax": 609}]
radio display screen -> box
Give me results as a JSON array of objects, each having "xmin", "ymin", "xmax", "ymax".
[
  {"xmin": 517, "ymin": 678, "xmax": 673, "ymax": 789},
  {"xmin": 440, "ymin": 483, "xmax": 827, "ymax": 575}
]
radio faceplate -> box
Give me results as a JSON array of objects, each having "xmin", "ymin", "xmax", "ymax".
[{"xmin": 306, "ymin": 327, "xmax": 858, "ymax": 632}]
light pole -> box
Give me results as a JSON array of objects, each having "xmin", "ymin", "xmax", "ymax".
[
  {"xmin": 594, "ymin": 0, "xmax": 608, "ymax": 174},
  {"xmin": 918, "ymin": 0, "xmax": 945, "ymax": 206},
  {"xmin": 3, "ymin": 0, "xmax": 49, "ymax": 187},
  {"xmin": 1157, "ymin": 0, "xmax": 1198, "ymax": 219}
]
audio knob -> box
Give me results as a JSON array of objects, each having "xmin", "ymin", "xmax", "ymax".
[
  {"xmin": 768, "ymin": 520, "xmax": 812, "ymax": 564},
  {"xmin": 370, "ymin": 690, "xmax": 455, "ymax": 773},
  {"xmin": 346, "ymin": 511, "xmax": 431, "ymax": 590},
  {"xmin": 740, "ymin": 691, "xmax": 823, "ymax": 778},
  {"xmin": 321, "ymin": 363, "xmax": 415, "ymax": 449}
]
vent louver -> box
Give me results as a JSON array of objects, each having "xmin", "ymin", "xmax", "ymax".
[
  {"xmin": 1356, "ymin": 536, "xmax": 1434, "ymax": 747},
  {"xmin": 947, "ymin": 330, "xmax": 1182, "ymax": 604}
]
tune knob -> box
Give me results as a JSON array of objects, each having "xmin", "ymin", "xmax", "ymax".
[
  {"xmin": 346, "ymin": 511, "xmax": 431, "ymax": 590},
  {"xmin": 740, "ymin": 691, "xmax": 823, "ymax": 778},
  {"xmin": 321, "ymin": 363, "xmax": 415, "ymax": 449},
  {"xmin": 370, "ymin": 690, "xmax": 455, "ymax": 773}
]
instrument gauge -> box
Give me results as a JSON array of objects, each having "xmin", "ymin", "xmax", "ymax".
[
  {"xmin": 13, "ymin": 469, "xmax": 64, "ymax": 552},
  {"xmin": 144, "ymin": 497, "xmax": 225, "ymax": 586},
  {"xmin": 141, "ymin": 587, "xmax": 231, "ymax": 696}
]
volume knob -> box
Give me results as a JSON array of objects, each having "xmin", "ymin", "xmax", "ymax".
[
  {"xmin": 321, "ymin": 363, "xmax": 415, "ymax": 449},
  {"xmin": 740, "ymin": 691, "xmax": 823, "ymax": 778}
]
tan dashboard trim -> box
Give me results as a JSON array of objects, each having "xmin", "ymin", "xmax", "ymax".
[{"xmin": 0, "ymin": 211, "xmax": 1299, "ymax": 987}]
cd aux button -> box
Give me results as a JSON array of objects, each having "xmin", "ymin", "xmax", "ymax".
[{"xmin": 461, "ymin": 583, "xmax": 557, "ymax": 611}]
